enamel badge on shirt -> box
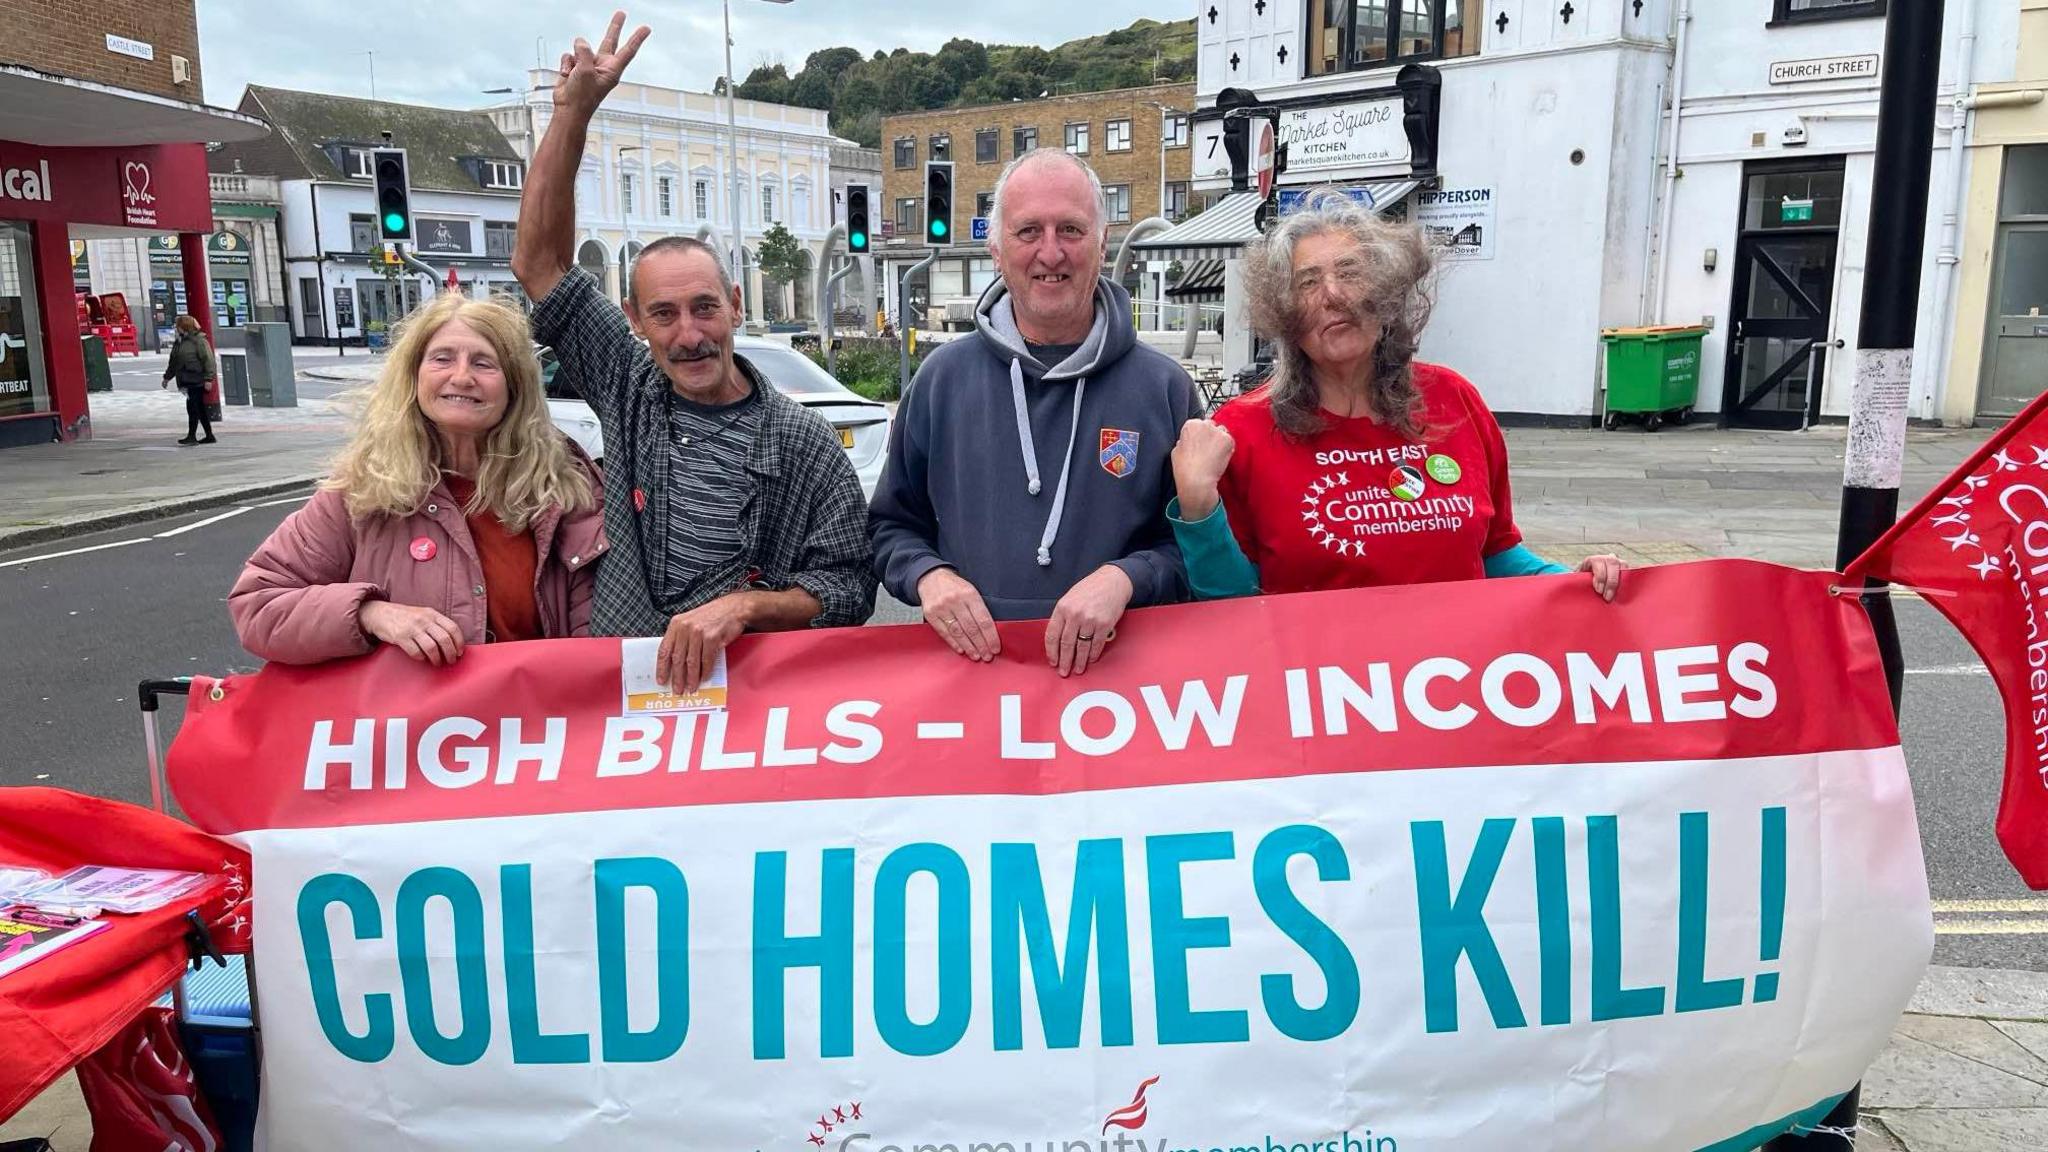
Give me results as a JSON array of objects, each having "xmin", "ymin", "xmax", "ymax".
[{"xmin": 1099, "ymin": 428, "xmax": 1140, "ymax": 478}]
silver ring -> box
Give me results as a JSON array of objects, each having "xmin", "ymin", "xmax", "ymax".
[{"xmin": 1077, "ymin": 633, "xmax": 1095, "ymax": 642}]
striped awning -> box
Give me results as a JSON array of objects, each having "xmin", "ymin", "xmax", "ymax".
[
  {"xmin": 1131, "ymin": 180, "xmax": 1421, "ymax": 264},
  {"xmin": 1165, "ymin": 259, "xmax": 1224, "ymax": 301}
]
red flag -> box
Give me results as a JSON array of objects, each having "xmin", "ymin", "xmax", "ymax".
[
  {"xmin": 74, "ymin": 1007, "xmax": 223, "ymax": 1152},
  {"xmin": 1846, "ymin": 388, "xmax": 2048, "ymax": 888},
  {"xmin": 0, "ymin": 789, "xmax": 249, "ymax": 1119}
]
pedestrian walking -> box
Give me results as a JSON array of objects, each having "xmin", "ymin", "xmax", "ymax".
[
  {"xmin": 229, "ymin": 292, "xmax": 606, "ymax": 666},
  {"xmin": 159, "ymin": 315, "xmax": 216, "ymax": 445}
]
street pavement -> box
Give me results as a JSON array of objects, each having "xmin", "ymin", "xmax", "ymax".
[{"xmin": 2, "ymin": 389, "xmax": 2045, "ymax": 1149}]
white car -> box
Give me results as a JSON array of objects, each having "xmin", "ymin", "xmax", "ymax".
[{"xmin": 542, "ymin": 337, "xmax": 893, "ymax": 500}]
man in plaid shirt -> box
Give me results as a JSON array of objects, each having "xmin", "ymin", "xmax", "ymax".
[{"xmin": 512, "ymin": 12, "xmax": 873, "ymax": 692}]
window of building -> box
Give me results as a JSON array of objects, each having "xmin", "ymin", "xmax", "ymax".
[
  {"xmin": 484, "ymin": 221, "xmax": 517, "ymax": 258},
  {"xmin": 348, "ymin": 213, "xmax": 377, "ymax": 252},
  {"xmin": 976, "ymin": 128, "xmax": 999, "ymax": 164},
  {"xmin": 1164, "ymin": 114, "xmax": 1191, "ymax": 149},
  {"xmin": 896, "ymin": 197, "xmax": 918, "ymax": 231},
  {"xmin": 343, "ymin": 148, "xmax": 374, "ymax": 180},
  {"xmin": 1165, "ymin": 181, "xmax": 1190, "ymax": 220},
  {"xmin": 694, "ymin": 179, "xmax": 710, "ymax": 218},
  {"xmin": 976, "ymin": 191, "xmax": 995, "ymax": 219},
  {"xmin": 1771, "ymin": 0, "xmax": 1886, "ymax": 23},
  {"xmin": 621, "ymin": 173, "xmax": 636, "ymax": 217},
  {"xmin": 1307, "ymin": 0, "xmax": 1483, "ymax": 76},
  {"xmin": 929, "ymin": 134, "xmax": 951, "ymax": 162},
  {"xmin": 481, "ymin": 160, "xmax": 523, "ymax": 189},
  {"xmin": 894, "ymin": 137, "xmax": 916, "ymax": 169},
  {"xmin": 1065, "ymin": 122, "xmax": 1089, "ymax": 155},
  {"xmin": 762, "ymin": 184, "xmax": 776, "ymax": 223},
  {"xmin": 1103, "ymin": 184, "xmax": 1131, "ymax": 224},
  {"xmin": 1014, "ymin": 126, "xmax": 1037, "ymax": 157},
  {"xmin": 657, "ymin": 176, "xmax": 674, "ymax": 217},
  {"xmin": 1106, "ymin": 119, "xmax": 1133, "ymax": 153}
]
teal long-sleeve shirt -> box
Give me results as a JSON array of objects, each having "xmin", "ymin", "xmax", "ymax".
[{"xmin": 1165, "ymin": 497, "xmax": 1568, "ymax": 599}]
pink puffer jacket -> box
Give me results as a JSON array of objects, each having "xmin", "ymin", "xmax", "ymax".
[{"xmin": 229, "ymin": 476, "xmax": 608, "ymax": 665}]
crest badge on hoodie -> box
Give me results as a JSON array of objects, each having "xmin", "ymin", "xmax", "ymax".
[{"xmin": 1099, "ymin": 428, "xmax": 1141, "ymax": 478}]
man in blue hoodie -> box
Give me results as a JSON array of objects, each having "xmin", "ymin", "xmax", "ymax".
[{"xmin": 870, "ymin": 148, "xmax": 1203, "ymax": 677}]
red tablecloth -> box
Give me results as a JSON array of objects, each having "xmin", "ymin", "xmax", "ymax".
[{"xmin": 0, "ymin": 788, "xmax": 248, "ymax": 1119}]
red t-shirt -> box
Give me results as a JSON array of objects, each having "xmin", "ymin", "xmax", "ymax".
[
  {"xmin": 1212, "ymin": 362, "xmax": 1523, "ymax": 593},
  {"xmin": 443, "ymin": 476, "xmax": 542, "ymax": 643}
]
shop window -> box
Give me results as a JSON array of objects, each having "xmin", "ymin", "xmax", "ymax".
[
  {"xmin": 1014, "ymin": 126, "xmax": 1037, "ymax": 157},
  {"xmin": 1308, "ymin": 0, "xmax": 1481, "ymax": 76},
  {"xmin": 0, "ymin": 222, "xmax": 48, "ymax": 418},
  {"xmin": 1065, "ymin": 122, "xmax": 1089, "ymax": 155},
  {"xmin": 485, "ymin": 221, "xmax": 517, "ymax": 258},
  {"xmin": 894, "ymin": 137, "xmax": 916, "ymax": 169},
  {"xmin": 1771, "ymin": 0, "xmax": 1886, "ymax": 24},
  {"xmin": 976, "ymin": 128, "xmax": 999, "ymax": 164}
]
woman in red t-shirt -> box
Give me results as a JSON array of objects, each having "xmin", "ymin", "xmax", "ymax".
[{"xmin": 1168, "ymin": 190, "xmax": 1622, "ymax": 600}]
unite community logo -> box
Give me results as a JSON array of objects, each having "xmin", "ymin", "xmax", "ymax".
[{"xmin": 804, "ymin": 1077, "xmax": 1401, "ymax": 1152}]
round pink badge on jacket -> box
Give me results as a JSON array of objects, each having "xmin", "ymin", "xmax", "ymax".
[{"xmin": 409, "ymin": 537, "xmax": 436, "ymax": 561}]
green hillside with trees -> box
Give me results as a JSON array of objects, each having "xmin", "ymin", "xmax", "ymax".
[{"xmin": 733, "ymin": 18, "xmax": 1197, "ymax": 148}]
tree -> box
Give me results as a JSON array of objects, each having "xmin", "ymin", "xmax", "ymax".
[{"xmin": 756, "ymin": 223, "xmax": 810, "ymax": 292}]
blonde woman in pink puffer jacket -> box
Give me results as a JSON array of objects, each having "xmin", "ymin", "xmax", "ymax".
[{"xmin": 230, "ymin": 292, "xmax": 606, "ymax": 665}]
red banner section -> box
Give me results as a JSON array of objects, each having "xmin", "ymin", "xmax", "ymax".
[
  {"xmin": 1849, "ymin": 389, "xmax": 2048, "ymax": 888},
  {"xmin": 168, "ymin": 560, "xmax": 1897, "ymax": 836},
  {"xmin": 0, "ymin": 140, "xmax": 213, "ymax": 233}
]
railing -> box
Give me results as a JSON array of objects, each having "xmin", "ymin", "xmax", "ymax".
[
  {"xmin": 1132, "ymin": 298, "xmax": 1227, "ymax": 334},
  {"xmin": 209, "ymin": 173, "xmax": 280, "ymax": 200}
]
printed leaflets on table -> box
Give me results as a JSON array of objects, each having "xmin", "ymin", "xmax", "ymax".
[
  {"xmin": 0, "ymin": 907, "xmax": 111, "ymax": 979},
  {"xmin": 0, "ymin": 866, "xmax": 51, "ymax": 904},
  {"xmin": 28, "ymin": 865, "xmax": 209, "ymax": 915},
  {"xmin": 619, "ymin": 636, "xmax": 728, "ymax": 715}
]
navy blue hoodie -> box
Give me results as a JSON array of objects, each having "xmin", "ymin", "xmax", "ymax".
[{"xmin": 868, "ymin": 276, "xmax": 1203, "ymax": 619}]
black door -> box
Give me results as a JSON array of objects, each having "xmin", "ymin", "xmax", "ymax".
[
  {"xmin": 1722, "ymin": 232, "xmax": 1836, "ymax": 429},
  {"xmin": 1721, "ymin": 159, "xmax": 1845, "ymax": 430}
]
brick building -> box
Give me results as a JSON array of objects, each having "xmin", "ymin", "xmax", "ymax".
[
  {"xmin": 876, "ymin": 83, "xmax": 1196, "ymax": 327},
  {"xmin": 0, "ymin": 0, "xmax": 267, "ymax": 445}
]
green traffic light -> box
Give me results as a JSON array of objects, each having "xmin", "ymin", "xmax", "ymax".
[
  {"xmin": 850, "ymin": 232, "xmax": 866, "ymax": 247},
  {"xmin": 931, "ymin": 219, "xmax": 947, "ymax": 238},
  {"xmin": 383, "ymin": 212, "xmax": 406, "ymax": 233}
]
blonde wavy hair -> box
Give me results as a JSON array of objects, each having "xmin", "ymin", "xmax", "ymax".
[{"xmin": 325, "ymin": 292, "xmax": 593, "ymax": 531}]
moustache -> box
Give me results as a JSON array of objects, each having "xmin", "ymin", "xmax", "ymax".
[{"xmin": 664, "ymin": 342, "xmax": 721, "ymax": 364}]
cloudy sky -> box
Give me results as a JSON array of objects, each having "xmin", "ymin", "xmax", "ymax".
[{"xmin": 195, "ymin": 0, "xmax": 1187, "ymax": 111}]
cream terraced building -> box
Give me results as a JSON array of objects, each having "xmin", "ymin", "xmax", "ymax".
[{"xmin": 490, "ymin": 70, "xmax": 837, "ymax": 326}]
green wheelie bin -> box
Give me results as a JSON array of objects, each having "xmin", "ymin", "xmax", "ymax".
[{"xmin": 1600, "ymin": 325, "xmax": 1707, "ymax": 432}]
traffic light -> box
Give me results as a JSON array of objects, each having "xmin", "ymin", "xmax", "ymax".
[
  {"xmin": 924, "ymin": 161, "xmax": 953, "ymax": 246},
  {"xmin": 846, "ymin": 183, "xmax": 870, "ymax": 254},
  {"xmin": 371, "ymin": 148, "xmax": 413, "ymax": 243}
]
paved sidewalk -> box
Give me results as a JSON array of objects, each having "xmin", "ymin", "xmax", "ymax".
[
  {"xmin": 0, "ymin": 390, "xmax": 348, "ymax": 549},
  {"xmin": 4, "ymin": 964, "xmax": 2040, "ymax": 1149}
]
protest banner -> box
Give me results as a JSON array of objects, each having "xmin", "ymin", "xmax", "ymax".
[{"xmin": 166, "ymin": 559, "xmax": 1931, "ymax": 1151}]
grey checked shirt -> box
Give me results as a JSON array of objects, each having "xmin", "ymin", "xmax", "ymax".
[{"xmin": 530, "ymin": 268, "xmax": 875, "ymax": 637}]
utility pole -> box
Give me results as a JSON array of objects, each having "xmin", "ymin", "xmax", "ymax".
[{"xmin": 1775, "ymin": 2, "xmax": 1946, "ymax": 1149}]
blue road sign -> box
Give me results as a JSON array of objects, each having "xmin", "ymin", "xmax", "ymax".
[{"xmin": 971, "ymin": 216, "xmax": 990, "ymax": 242}]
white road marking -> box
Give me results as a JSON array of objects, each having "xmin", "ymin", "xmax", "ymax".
[
  {"xmin": 1905, "ymin": 663, "xmax": 1990, "ymax": 676},
  {"xmin": 155, "ymin": 506, "xmax": 254, "ymax": 537},
  {"xmin": 3, "ymin": 538, "xmax": 152, "ymax": 566}
]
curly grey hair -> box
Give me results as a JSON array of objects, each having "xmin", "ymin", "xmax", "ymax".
[{"xmin": 1241, "ymin": 188, "xmax": 1439, "ymax": 440}]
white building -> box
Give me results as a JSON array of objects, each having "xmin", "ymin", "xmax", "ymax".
[
  {"xmin": 79, "ymin": 171, "xmax": 288, "ymax": 350},
  {"xmin": 1149, "ymin": 0, "xmax": 2018, "ymax": 426},
  {"xmin": 490, "ymin": 71, "xmax": 838, "ymax": 325},
  {"xmin": 210, "ymin": 86, "xmax": 528, "ymax": 344}
]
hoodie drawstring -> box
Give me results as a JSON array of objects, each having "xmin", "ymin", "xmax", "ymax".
[{"xmin": 1008, "ymin": 357, "xmax": 1087, "ymax": 568}]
